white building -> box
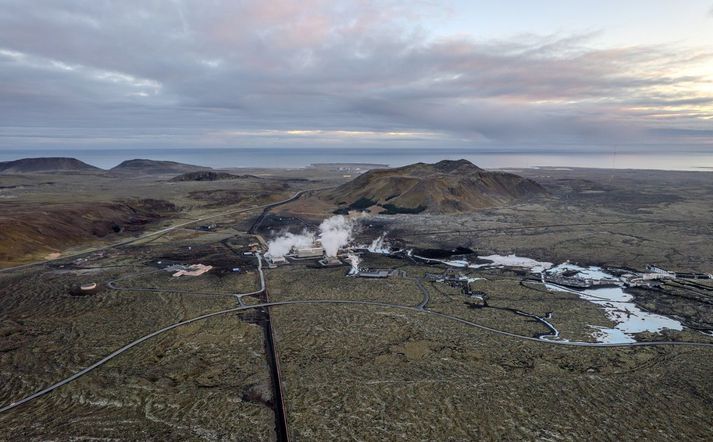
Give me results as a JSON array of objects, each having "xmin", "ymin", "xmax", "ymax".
[
  {"xmin": 295, "ymin": 247, "xmax": 324, "ymax": 258},
  {"xmin": 266, "ymin": 255, "xmax": 287, "ymax": 266}
]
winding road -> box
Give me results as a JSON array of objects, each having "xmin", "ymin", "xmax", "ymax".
[
  {"xmin": 4, "ymin": 286, "xmax": 713, "ymax": 414},
  {"xmin": 0, "ymin": 190, "xmax": 308, "ymax": 275},
  {"xmin": 2, "ymin": 186, "xmax": 713, "ymax": 418}
]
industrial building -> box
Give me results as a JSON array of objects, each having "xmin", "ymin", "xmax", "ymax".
[
  {"xmin": 646, "ymin": 265, "xmax": 677, "ymax": 279},
  {"xmin": 644, "ymin": 265, "xmax": 713, "ymax": 280},
  {"xmin": 295, "ymin": 247, "xmax": 325, "ymax": 258},
  {"xmin": 266, "ymin": 255, "xmax": 288, "ymax": 267},
  {"xmin": 356, "ymin": 269, "xmax": 394, "ymax": 278}
]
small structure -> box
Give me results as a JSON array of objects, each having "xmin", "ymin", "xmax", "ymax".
[
  {"xmin": 71, "ymin": 282, "xmax": 98, "ymax": 296},
  {"xmin": 641, "ymin": 272, "xmax": 671, "ymax": 281},
  {"xmin": 424, "ymin": 270, "xmax": 485, "ymax": 297},
  {"xmin": 295, "ymin": 247, "xmax": 325, "ymax": 258},
  {"xmin": 467, "ymin": 290, "xmax": 489, "ymax": 306},
  {"xmin": 424, "ymin": 272, "xmax": 446, "ymax": 282},
  {"xmin": 319, "ymin": 256, "xmax": 342, "ymax": 267},
  {"xmin": 621, "ymin": 273, "xmax": 662, "ymax": 288},
  {"xmin": 646, "ymin": 265, "xmax": 676, "ymax": 279},
  {"xmin": 266, "ymin": 255, "xmax": 287, "ymax": 268},
  {"xmin": 425, "ymin": 272, "xmax": 472, "ymax": 289},
  {"xmin": 357, "ymin": 269, "xmax": 393, "ymax": 278}
]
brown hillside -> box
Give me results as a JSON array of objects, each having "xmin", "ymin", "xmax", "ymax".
[
  {"xmin": 324, "ymin": 159, "xmax": 547, "ymax": 214},
  {"xmin": 0, "ymin": 157, "xmax": 101, "ymax": 174},
  {"xmin": 110, "ymin": 159, "xmax": 209, "ymax": 175},
  {"xmin": 169, "ymin": 171, "xmax": 250, "ymax": 182},
  {"xmin": 0, "ymin": 199, "xmax": 176, "ymax": 266}
]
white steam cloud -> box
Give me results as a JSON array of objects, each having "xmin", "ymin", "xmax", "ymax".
[
  {"xmin": 347, "ymin": 252, "xmax": 361, "ymax": 275},
  {"xmin": 319, "ymin": 215, "xmax": 355, "ymax": 257},
  {"xmin": 266, "ymin": 230, "xmax": 315, "ymax": 258},
  {"xmin": 265, "ymin": 215, "xmax": 358, "ymax": 259},
  {"xmin": 368, "ymin": 233, "xmax": 391, "ymax": 254}
]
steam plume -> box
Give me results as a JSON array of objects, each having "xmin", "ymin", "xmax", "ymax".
[
  {"xmin": 368, "ymin": 233, "xmax": 391, "ymax": 254},
  {"xmin": 265, "ymin": 215, "xmax": 357, "ymax": 259},
  {"xmin": 347, "ymin": 252, "xmax": 361, "ymax": 275},
  {"xmin": 319, "ymin": 215, "xmax": 355, "ymax": 257},
  {"xmin": 266, "ymin": 230, "xmax": 315, "ymax": 258}
]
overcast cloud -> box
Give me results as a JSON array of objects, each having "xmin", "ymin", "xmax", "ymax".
[{"xmin": 0, "ymin": 0, "xmax": 711, "ymax": 150}]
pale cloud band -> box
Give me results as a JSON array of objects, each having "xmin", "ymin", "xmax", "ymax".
[{"xmin": 0, "ymin": 0, "xmax": 711, "ymax": 150}]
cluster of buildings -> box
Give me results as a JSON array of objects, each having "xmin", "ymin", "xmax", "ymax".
[
  {"xmin": 425, "ymin": 271, "xmax": 488, "ymax": 303},
  {"xmin": 265, "ymin": 246, "xmax": 398, "ymax": 276},
  {"xmin": 266, "ymin": 246, "xmax": 324, "ymax": 266},
  {"xmin": 265, "ymin": 244, "xmax": 344, "ymax": 268},
  {"xmin": 645, "ymin": 265, "xmax": 712, "ymax": 280},
  {"xmin": 618, "ymin": 265, "xmax": 712, "ymax": 287},
  {"xmin": 544, "ymin": 273, "xmax": 619, "ymax": 288},
  {"xmin": 542, "ymin": 263, "xmax": 712, "ymax": 290}
]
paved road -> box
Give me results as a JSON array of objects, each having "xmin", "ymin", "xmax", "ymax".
[
  {"xmin": 4, "ymin": 295, "xmax": 713, "ymax": 414},
  {"xmin": 0, "ymin": 191, "xmax": 307, "ymax": 275},
  {"xmin": 0, "ymin": 187, "xmax": 306, "ymax": 411},
  {"xmin": 3, "ymin": 184, "xmax": 712, "ymax": 415},
  {"xmin": 0, "ymin": 252, "xmax": 266, "ymax": 414},
  {"xmin": 414, "ymin": 279, "xmax": 430, "ymax": 310},
  {"xmin": 247, "ymin": 187, "xmax": 335, "ymax": 235}
]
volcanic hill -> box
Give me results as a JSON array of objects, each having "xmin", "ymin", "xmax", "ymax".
[
  {"xmin": 169, "ymin": 171, "xmax": 242, "ymax": 182},
  {"xmin": 0, "ymin": 199, "xmax": 177, "ymax": 266},
  {"xmin": 324, "ymin": 159, "xmax": 547, "ymax": 214},
  {"xmin": 110, "ymin": 159, "xmax": 209, "ymax": 175},
  {"xmin": 0, "ymin": 157, "xmax": 101, "ymax": 174}
]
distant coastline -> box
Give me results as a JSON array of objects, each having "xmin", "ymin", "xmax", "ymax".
[{"xmin": 1, "ymin": 148, "xmax": 712, "ymax": 172}]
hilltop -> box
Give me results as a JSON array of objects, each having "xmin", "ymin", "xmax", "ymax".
[
  {"xmin": 169, "ymin": 171, "xmax": 243, "ymax": 182},
  {"xmin": 110, "ymin": 159, "xmax": 209, "ymax": 175},
  {"xmin": 324, "ymin": 159, "xmax": 546, "ymax": 214},
  {"xmin": 0, "ymin": 157, "xmax": 101, "ymax": 174}
]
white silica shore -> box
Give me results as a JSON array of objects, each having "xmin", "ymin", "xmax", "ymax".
[
  {"xmin": 546, "ymin": 263, "xmax": 617, "ymax": 281},
  {"xmin": 473, "ymin": 254, "xmax": 553, "ymax": 273},
  {"xmin": 436, "ymin": 254, "xmax": 553, "ymax": 272},
  {"xmin": 399, "ymin": 247, "xmax": 686, "ymax": 344},
  {"xmin": 546, "ymin": 274, "xmax": 684, "ymax": 344},
  {"xmin": 581, "ymin": 286, "xmax": 683, "ymax": 336}
]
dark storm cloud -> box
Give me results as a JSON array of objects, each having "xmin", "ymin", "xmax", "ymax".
[{"xmin": 0, "ymin": 0, "xmax": 711, "ymax": 149}]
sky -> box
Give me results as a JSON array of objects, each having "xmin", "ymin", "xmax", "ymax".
[{"xmin": 1, "ymin": 0, "xmax": 712, "ymax": 152}]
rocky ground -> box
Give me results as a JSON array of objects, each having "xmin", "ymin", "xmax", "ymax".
[{"xmin": 1, "ymin": 166, "xmax": 712, "ymax": 440}]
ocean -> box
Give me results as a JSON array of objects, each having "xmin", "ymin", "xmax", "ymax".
[{"xmin": 1, "ymin": 148, "xmax": 712, "ymax": 171}]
